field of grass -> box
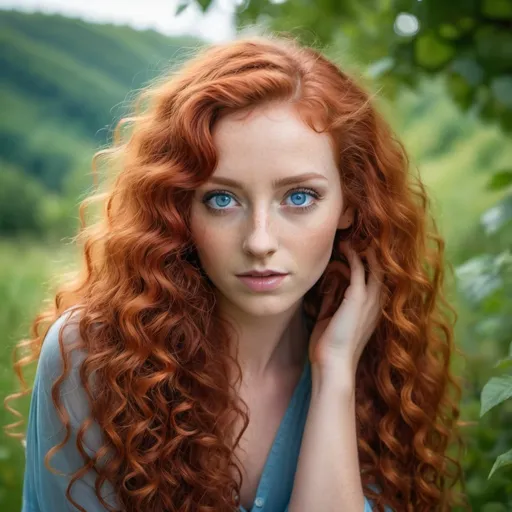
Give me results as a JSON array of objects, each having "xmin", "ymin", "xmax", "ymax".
[{"xmin": 0, "ymin": 240, "xmax": 78, "ymax": 509}]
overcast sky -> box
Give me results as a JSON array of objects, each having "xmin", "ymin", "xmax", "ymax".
[{"xmin": 0, "ymin": 0, "xmax": 237, "ymax": 41}]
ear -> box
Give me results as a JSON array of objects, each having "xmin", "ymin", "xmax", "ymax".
[{"xmin": 337, "ymin": 205, "xmax": 354, "ymax": 230}]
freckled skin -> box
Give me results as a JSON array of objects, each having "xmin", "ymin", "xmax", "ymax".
[{"xmin": 190, "ymin": 102, "xmax": 352, "ymax": 319}]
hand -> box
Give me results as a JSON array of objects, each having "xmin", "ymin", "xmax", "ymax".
[{"xmin": 308, "ymin": 240, "xmax": 385, "ymax": 383}]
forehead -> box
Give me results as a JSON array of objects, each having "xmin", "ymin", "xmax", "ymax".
[{"xmin": 210, "ymin": 103, "xmax": 338, "ymax": 183}]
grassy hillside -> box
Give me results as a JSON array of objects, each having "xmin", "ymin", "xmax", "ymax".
[{"xmin": 0, "ymin": 9, "xmax": 203, "ymax": 193}]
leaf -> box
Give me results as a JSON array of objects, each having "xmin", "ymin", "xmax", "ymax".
[
  {"xmin": 475, "ymin": 26, "xmax": 512, "ymax": 73},
  {"xmin": 366, "ymin": 57, "xmax": 395, "ymax": 79},
  {"xmin": 455, "ymin": 254, "xmax": 504, "ymax": 305},
  {"xmin": 196, "ymin": 0, "xmax": 213, "ymax": 11},
  {"xmin": 439, "ymin": 24, "xmax": 462, "ymax": 40},
  {"xmin": 446, "ymin": 73, "xmax": 474, "ymax": 110},
  {"xmin": 451, "ymin": 57, "xmax": 484, "ymax": 86},
  {"xmin": 480, "ymin": 196, "xmax": 512, "ymax": 235},
  {"xmin": 487, "ymin": 170, "xmax": 512, "ymax": 190},
  {"xmin": 499, "ymin": 109, "xmax": 512, "ymax": 133},
  {"xmin": 414, "ymin": 32, "xmax": 456, "ymax": 71},
  {"xmin": 482, "ymin": 0, "xmax": 512, "ymax": 19},
  {"xmin": 488, "ymin": 448, "xmax": 512, "ymax": 479},
  {"xmin": 494, "ymin": 356, "xmax": 512, "ymax": 371},
  {"xmin": 491, "ymin": 75, "xmax": 512, "ymax": 108},
  {"xmin": 480, "ymin": 375, "xmax": 512, "ymax": 417},
  {"xmin": 175, "ymin": 2, "xmax": 190, "ymax": 16}
]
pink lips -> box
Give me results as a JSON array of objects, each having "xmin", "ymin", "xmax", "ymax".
[{"xmin": 237, "ymin": 274, "xmax": 289, "ymax": 292}]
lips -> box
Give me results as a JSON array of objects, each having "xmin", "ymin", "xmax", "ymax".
[
  {"xmin": 237, "ymin": 273, "xmax": 289, "ymax": 291},
  {"xmin": 244, "ymin": 273, "xmax": 286, "ymax": 277},
  {"xmin": 237, "ymin": 271, "xmax": 288, "ymax": 277}
]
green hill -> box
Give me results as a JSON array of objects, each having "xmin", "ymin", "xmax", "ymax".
[{"xmin": 0, "ymin": 9, "xmax": 203, "ymax": 193}]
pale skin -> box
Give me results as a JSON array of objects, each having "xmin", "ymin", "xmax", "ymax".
[
  {"xmin": 289, "ymin": 241, "xmax": 384, "ymax": 512},
  {"xmin": 190, "ymin": 101, "xmax": 384, "ymax": 511}
]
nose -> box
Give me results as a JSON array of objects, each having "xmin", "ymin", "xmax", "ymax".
[{"xmin": 242, "ymin": 208, "xmax": 278, "ymax": 257}]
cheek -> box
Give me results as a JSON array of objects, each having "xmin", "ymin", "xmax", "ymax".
[
  {"xmin": 298, "ymin": 220, "xmax": 337, "ymax": 256},
  {"xmin": 293, "ymin": 221, "xmax": 338, "ymax": 276},
  {"xmin": 190, "ymin": 216, "xmax": 228, "ymax": 270}
]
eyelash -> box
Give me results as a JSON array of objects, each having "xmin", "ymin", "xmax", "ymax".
[{"xmin": 202, "ymin": 187, "xmax": 322, "ymax": 216}]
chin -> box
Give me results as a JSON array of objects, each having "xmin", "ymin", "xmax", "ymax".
[
  {"xmin": 212, "ymin": 277, "xmax": 306, "ymax": 315},
  {"xmin": 232, "ymin": 292, "xmax": 302, "ymax": 317}
]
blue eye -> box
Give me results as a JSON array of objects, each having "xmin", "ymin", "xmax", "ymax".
[
  {"xmin": 202, "ymin": 187, "xmax": 321, "ymax": 215},
  {"xmin": 210, "ymin": 194, "xmax": 233, "ymax": 208},
  {"xmin": 287, "ymin": 191, "xmax": 312, "ymax": 207}
]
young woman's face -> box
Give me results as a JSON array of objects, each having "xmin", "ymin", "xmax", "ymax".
[{"xmin": 190, "ymin": 102, "xmax": 347, "ymax": 317}]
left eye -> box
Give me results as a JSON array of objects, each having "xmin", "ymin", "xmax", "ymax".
[{"xmin": 286, "ymin": 191, "xmax": 314, "ymax": 206}]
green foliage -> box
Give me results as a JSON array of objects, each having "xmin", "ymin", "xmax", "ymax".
[
  {"xmin": 0, "ymin": 164, "xmax": 45, "ymax": 236},
  {"xmin": 481, "ymin": 375, "xmax": 512, "ymax": 417},
  {"xmin": 185, "ymin": 0, "xmax": 512, "ymax": 133},
  {"xmin": 475, "ymin": 209, "xmax": 512, "ymax": 483},
  {"xmin": 397, "ymin": 80, "xmax": 512, "ymax": 506},
  {"xmin": 455, "ymin": 163, "xmax": 512, "ymax": 492},
  {"xmin": 488, "ymin": 448, "xmax": 512, "ymax": 479},
  {"xmin": 0, "ymin": 241, "xmax": 77, "ymax": 511},
  {"xmin": 487, "ymin": 170, "xmax": 512, "ymax": 190},
  {"xmin": 1, "ymin": 6, "xmax": 512, "ymax": 510}
]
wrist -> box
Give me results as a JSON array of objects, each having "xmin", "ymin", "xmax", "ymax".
[{"xmin": 311, "ymin": 361, "xmax": 356, "ymax": 396}]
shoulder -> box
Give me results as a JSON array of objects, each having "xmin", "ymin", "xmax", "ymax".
[
  {"xmin": 38, "ymin": 307, "xmax": 86, "ymax": 385},
  {"xmin": 25, "ymin": 311, "xmax": 119, "ymax": 510},
  {"xmin": 36, "ymin": 307, "xmax": 93, "ymax": 430}
]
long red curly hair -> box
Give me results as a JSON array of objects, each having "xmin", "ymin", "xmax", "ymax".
[{"xmin": 4, "ymin": 34, "xmax": 468, "ymax": 511}]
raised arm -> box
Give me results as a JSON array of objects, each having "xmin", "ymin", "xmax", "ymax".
[
  {"xmin": 287, "ymin": 243, "xmax": 391, "ymax": 512},
  {"xmin": 22, "ymin": 312, "xmax": 119, "ymax": 512},
  {"xmin": 287, "ymin": 372, "xmax": 371, "ymax": 512}
]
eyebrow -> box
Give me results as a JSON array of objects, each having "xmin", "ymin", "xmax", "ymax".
[{"xmin": 207, "ymin": 172, "xmax": 329, "ymax": 189}]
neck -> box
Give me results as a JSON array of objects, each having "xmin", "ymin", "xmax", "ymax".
[{"xmin": 219, "ymin": 298, "xmax": 310, "ymax": 383}]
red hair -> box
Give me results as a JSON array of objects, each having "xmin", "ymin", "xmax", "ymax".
[{"xmin": 5, "ymin": 34, "xmax": 468, "ymax": 511}]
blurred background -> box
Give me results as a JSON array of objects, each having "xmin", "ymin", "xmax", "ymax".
[{"xmin": 1, "ymin": 0, "xmax": 511, "ymax": 510}]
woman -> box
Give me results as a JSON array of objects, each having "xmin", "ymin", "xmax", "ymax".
[{"xmin": 5, "ymin": 34, "xmax": 467, "ymax": 511}]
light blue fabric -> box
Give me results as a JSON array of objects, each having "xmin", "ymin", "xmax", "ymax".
[{"xmin": 22, "ymin": 312, "xmax": 387, "ymax": 512}]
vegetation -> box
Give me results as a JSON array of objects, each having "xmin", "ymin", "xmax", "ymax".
[{"xmin": 1, "ymin": 5, "xmax": 511, "ymax": 510}]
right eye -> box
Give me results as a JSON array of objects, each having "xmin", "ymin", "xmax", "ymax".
[{"xmin": 202, "ymin": 191, "xmax": 237, "ymax": 214}]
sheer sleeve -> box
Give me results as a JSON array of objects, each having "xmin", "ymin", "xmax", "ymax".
[{"xmin": 22, "ymin": 311, "xmax": 120, "ymax": 512}]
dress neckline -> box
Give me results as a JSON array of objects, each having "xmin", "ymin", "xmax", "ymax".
[{"xmin": 238, "ymin": 356, "xmax": 311, "ymax": 512}]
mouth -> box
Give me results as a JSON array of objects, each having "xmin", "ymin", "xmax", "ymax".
[
  {"xmin": 238, "ymin": 273, "xmax": 287, "ymax": 277},
  {"xmin": 237, "ymin": 273, "xmax": 289, "ymax": 292}
]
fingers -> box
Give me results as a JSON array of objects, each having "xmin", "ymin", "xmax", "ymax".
[
  {"xmin": 365, "ymin": 245, "xmax": 384, "ymax": 301},
  {"xmin": 340, "ymin": 241, "xmax": 384, "ymax": 302},
  {"xmin": 321, "ymin": 241, "xmax": 384, "ymax": 311},
  {"xmin": 339, "ymin": 240, "xmax": 365, "ymax": 295},
  {"xmin": 365, "ymin": 247, "xmax": 386, "ymax": 329}
]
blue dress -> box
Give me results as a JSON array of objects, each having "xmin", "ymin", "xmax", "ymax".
[{"xmin": 22, "ymin": 312, "xmax": 386, "ymax": 512}]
